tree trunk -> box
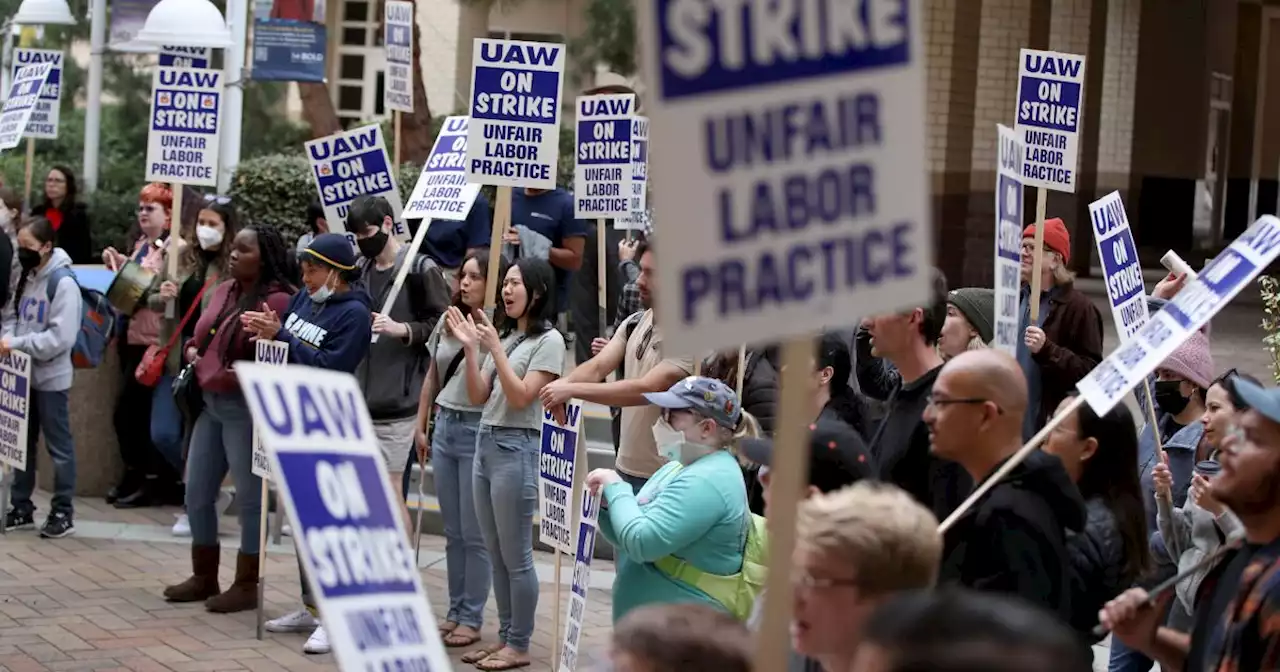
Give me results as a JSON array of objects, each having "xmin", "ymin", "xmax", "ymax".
[
  {"xmin": 299, "ymin": 83, "xmax": 342, "ymax": 137},
  {"xmin": 399, "ymin": 1, "xmax": 434, "ymax": 163}
]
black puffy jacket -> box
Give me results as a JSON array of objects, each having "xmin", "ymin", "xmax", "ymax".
[{"xmin": 1066, "ymin": 496, "xmax": 1130, "ymax": 641}]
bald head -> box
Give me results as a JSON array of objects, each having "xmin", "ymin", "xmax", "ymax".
[
  {"xmin": 943, "ymin": 350, "xmax": 1028, "ymax": 418},
  {"xmin": 925, "ymin": 350, "xmax": 1028, "ymax": 472}
]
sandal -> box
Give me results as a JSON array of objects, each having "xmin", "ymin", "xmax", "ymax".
[
  {"xmin": 444, "ymin": 626, "xmax": 481, "ymax": 648},
  {"xmin": 473, "ymin": 649, "xmax": 530, "ymax": 671},
  {"xmin": 461, "ymin": 643, "xmax": 504, "ymax": 664},
  {"xmin": 439, "ymin": 620, "xmax": 458, "ymax": 636}
]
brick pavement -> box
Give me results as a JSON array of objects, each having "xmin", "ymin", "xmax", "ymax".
[{"xmin": 0, "ymin": 492, "xmax": 615, "ymax": 672}]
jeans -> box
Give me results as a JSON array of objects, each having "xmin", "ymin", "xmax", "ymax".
[
  {"xmin": 185, "ymin": 392, "xmax": 262, "ymax": 554},
  {"xmin": 151, "ymin": 375, "xmax": 184, "ymax": 473},
  {"xmin": 11, "ymin": 389, "xmax": 75, "ymax": 515},
  {"xmin": 473, "ymin": 424, "xmax": 539, "ymax": 652},
  {"xmin": 435, "ymin": 408, "xmax": 490, "ymax": 629}
]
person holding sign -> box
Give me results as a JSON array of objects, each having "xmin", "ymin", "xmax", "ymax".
[
  {"xmin": 585, "ymin": 376, "xmax": 753, "ymax": 622},
  {"xmin": 163, "ymin": 224, "xmax": 296, "ymax": 612},
  {"xmin": 0, "ymin": 218, "xmax": 81, "ymax": 538},
  {"xmin": 31, "ymin": 166, "xmax": 92, "ymax": 265},
  {"xmin": 414, "ymin": 249, "xmax": 505, "ymax": 649},
  {"xmin": 447, "ymin": 257, "xmax": 564, "ymax": 670},
  {"xmin": 1016, "ymin": 218, "xmax": 1104, "ymax": 439}
]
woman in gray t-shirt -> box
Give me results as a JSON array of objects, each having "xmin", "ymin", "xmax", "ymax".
[
  {"xmin": 415, "ymin": 250, "xmax": 505, "ymax": 649},
  {"xmin": 448, "ymin": 257, "xmax": 565, "ymax": 670}
]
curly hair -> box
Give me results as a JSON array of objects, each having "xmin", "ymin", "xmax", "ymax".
[{"xmin": 219, "ymin": 224, "xmax": 298, "ymax": 367}]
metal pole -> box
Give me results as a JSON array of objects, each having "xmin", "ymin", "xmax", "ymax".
[
  {"xmin": 217, "ymin": 0, "xmax": 250, "ymax": 192},
  {"xmin": 83, "ymin": 0, "xmax": 106, "ymax": 192},
  {"xmin": 0, "ymin": 20, "xmax": 16, "ymax": 103}
]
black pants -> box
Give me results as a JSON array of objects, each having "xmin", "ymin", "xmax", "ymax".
[{"xmin": 114, "ymin": 342, "xmax": 172, "ymax": 480}]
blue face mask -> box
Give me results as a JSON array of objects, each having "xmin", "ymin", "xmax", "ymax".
[{"xmin": 309, "ymin": 270, "xmax": 335, "ymax": 304}]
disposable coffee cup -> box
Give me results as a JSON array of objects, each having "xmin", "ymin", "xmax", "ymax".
[{"xmin": 1195, "ymin": 460, "xmax": 1221, "ymax": 478}]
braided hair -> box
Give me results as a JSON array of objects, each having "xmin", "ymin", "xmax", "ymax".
[{"xmin": 219, "ymin": 224, "xmax": 298, "ymax": 367}]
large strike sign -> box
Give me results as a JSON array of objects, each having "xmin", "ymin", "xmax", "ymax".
[
  {"xmin": 993, "ymin": 125, "xmax": 1023, "ymax": 356},
  {"xmin": 250, "ymin": 340, "xmax": 289, "ymax": 480},
  {"xmin": 1089, "ymin": 191, "xmax": 1147, "ymax": 341},
  {"xmin": 465, "ymin": 38, "xmax": 565, "ymax": 189},
  {"xmin": 1078, "ymin": 216, "xmax": 1280, "ymax": 414},
  {"xmin": 235, "ymin": 364, "xmax": 451, "ymax": 671},
  {"xmin": 404, "ymin": 115, "xmax": 481, "ymax": 221},
  {"xmin": 306, "ymin": 124, "xmax": 405, "ymax": 236},
  {"xmin": 1015, "ymin": 49, "xmax": 1086, "ymax": 193},
  {"xmin": 0, "ymin": 63, "xmax": 53, "ymax": 151},
  {"xmin": 637, "ymin": 0, "xmax": 931, "ymax": 354},
  {"xmin": 146, "ymin": 67, "xmax": 223, "ymax": 187},
  {"xmin": 574, "ymin": 94, "xmax": 634, "ymax": 218},
  {"xmin": 619, "ymin": 116, "xmax": 649, "ymax": 230},
  {"xmin": 0, "ymin": 351, "xmax": 31, "ymax": 472},
  {"xmin": 12, "ymin": 49, "xmax": 62, "ymax": 140},
  {"xmin": 159, "ymin": 46, "xmax": 210, "ymax": 68},
  {"xmin": 383, "ymin": 1, "xmax": 414, "ymax": 113},
  {"xmin": 539, "ymin": 402, "xmax": 583, "ymax": 555},
  {"xmin": 558, "ymin": 492, "xmax": 600, "ymax": 672}
]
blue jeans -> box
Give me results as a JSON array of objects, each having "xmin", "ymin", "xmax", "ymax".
[
  {"xmin": 11, "ymin": 389, "xmax": 75, "ymax": 515},
  {"xmin": 435, "ymin": 408, "xmax": 490, "ymax": 630},
  {"xmin": 151, "ymin": 375, "xmax": 184, "ymax": 473},
  {"xmin": 185, "ymin": 392, "xmax": 261, "ymax": 554},
  {"xmin": 473, "ymin": 424, "xmax": 539, "ymax": 652}
]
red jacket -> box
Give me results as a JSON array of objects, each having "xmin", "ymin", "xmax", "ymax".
[{"xmin": 184, "ymin": 279, "xmax": 294, "ymax": 394}]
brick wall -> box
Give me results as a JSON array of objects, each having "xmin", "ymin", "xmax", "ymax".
[{"xmin": 1096, "ymin": 0, "xmax": 1141, "ymax": 194}]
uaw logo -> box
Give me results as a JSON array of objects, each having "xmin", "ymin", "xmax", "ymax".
[
  {"xmin": 201, "ymin": 94, "xmax": 216, "ymax": 109},
  {"xmin": 157, "ymin": 91, "xmax": 172, "ymax": 106},
  {"xmin": 317, "ymin": 162, "xmax": 333, "ymax": 177}
]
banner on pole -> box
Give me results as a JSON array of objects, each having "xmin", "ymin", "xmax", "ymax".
[
  {"xmin": 383, "ymin": 0, "xmax": 414, "ymax": 113},
  {"xmin": 465, "ymin": 39, "xmax": 565, "ymax": 189},
  {"xmin": 0, "ymin": 63, "xmax": 52, "ymax": 151},
  {"xmin": 404, "ymin": 115, "xmax": 481, "ymax": 222},
  {"xmin": 251, "ymin": 20, "xmax": 327, "ymax": 82},
  {"xmin": 236, "ymin": 363, "xmax": 452, "ymax": 672},
  {"xmin": 0, "ymin": 351, "xmax": 31, "ymax": 472},
  {"xmin": 1078, "ymin": 216, "xmax": 1280, "ymax": 414},
  {"xmin": 539, "ymin": 401, "xmax": 583, "ymax": 555},
  {"xmin": 145, "ymin": 67, "xmax": 224, "ymax": 187},
  {"xmin": 557, "ymin": 492, "xmax": 600, "ymax": 672},
  {"xmin": 250, "ymin": 340, "xmax": 289, "ymax": 479},
  {"xmin": 306, "ymin": 124, "xmax": 405, "ymax": 235},
  {"xmin": 1089, "ymin": 191, "xmax": 1148, "ymax": 341},
  {"xmin": 12, "ymin": 50, "xmax": 61, "ymax": 140},
  {"xmin": 574, "ymin": 94, "xmax": 634, "ymax": 219},
  {"xmin": 1015, "ymin": 49, "xmax": 1086, "ymax": 193},
  {"xmin": 993, "ymin": 124, "xmax": 1023, "ymax": 356}
]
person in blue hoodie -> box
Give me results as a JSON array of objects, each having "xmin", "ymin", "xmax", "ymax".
[
  {"xmin": 245, "ymin": 232, "xmax": 372, "ymax": 656},
  {"xmin": 1, "ymin": 217, "xmax": 82, "ymax": 539}
]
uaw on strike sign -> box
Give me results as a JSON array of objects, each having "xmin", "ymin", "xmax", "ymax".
[
  {"xmin": 574, "ymin": 94, "xmax": 634, "ymax": 219},
  {"xmin": 235, "ymin": 363, "xmax": 450, "ymax": 671},
  {"xmin": 12, "ymin": 49, "xmax": 62, "ymax": 140},
  {"xmin": 466, "ymin": 39, "xmax": 565, "ymax": 189},
  {"xmin": 306, "ymin": 124, "xmax": 405, "ymax": 237},
  {"xmin": 637, "ymin": 0, "xmax": 931, "ymax": 354},
  {"xmin": 1015, "ymin": 49, "xmax": 1086, "ymax": 193},
  {"xmin": 0, "ymin": 63, "xmax": 52, "ymax": 151},
  {"xmin": 1089, "ymin": 191, "xmax": 1148, "ymax": 341},
  {"xmin": 146, "ymin": 67, "xmax": 223, "ymax": 187},
  {"xmin": 404, "ymin": 115, "xmax": 481, "ymax": 221},
  {"xmin": 539, "ymin": 401, "xmax": 583, "ymax": 555},
  {"xmin": 0, "ymin": 351, "xmax": 31, "ymax": 472}
]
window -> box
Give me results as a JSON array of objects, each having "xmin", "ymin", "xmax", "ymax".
[
  {"xmin": 330, "ymin": 0, "xmax": 388, "ymax": 121},
  {"xmin": 342, "ymin": 0, "xmax": 368, "ymax": 22},
  {"xmin": 340, "ymin": 53, "xmax": 364, "ymax": 80}
]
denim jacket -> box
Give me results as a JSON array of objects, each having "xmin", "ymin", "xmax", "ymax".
[{"xmin": 1138, "ymin": 412, "xmax": 1205, "ymax": 538}]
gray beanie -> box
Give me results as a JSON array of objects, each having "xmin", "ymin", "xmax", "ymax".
[{"xmin": 947, "ymin": 288, "xmax": 995, "ymax": 344}]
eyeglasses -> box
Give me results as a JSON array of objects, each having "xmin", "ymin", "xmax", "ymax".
[{"xmin": 925, "ymin": 395, "xmax": 1003, "ymax": 414}]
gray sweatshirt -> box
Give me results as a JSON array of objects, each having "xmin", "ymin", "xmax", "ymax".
[{"xmin": 3, "ymin": 248, "xmax": 81, "ymax": 391}]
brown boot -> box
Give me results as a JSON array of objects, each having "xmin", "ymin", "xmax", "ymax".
[
  {"xmin": 164, "ymin": 545, "xmax": 222, "ymax": 602},
  {"xmin": 205, "ymin": 552, "xmax": 259, "ymax": 613}
]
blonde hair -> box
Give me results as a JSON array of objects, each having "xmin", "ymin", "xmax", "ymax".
[
  {"xmin": 729, "ymin": 410, "xmax": 761, "ymax": 467},
  {"xmin": 967, "ymin": 334, "xmax": 990, "ymax": 352},
  {"xmin": 1049, "ymin": 251, "xmax": 1076, "ymax": 286},
  {"xmin": 797, "ymin": 482, "xmax": 942, "ymax": 594}
]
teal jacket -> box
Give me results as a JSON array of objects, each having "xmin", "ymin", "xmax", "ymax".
[{"xmin": 599, "ymin": 450, "xmax": 749, "ymax": 622}]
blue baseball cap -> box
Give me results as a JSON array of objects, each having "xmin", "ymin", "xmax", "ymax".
[
  {"xmin": 302, "ymin": 232, "xmax": 358, "ymax": 272},
  {"xmin": 1232, "ymin": 377, "xmax": 1280, "ymax": 425},
  {"xmin": 643, "ymin": 376, "xmax": 741, "ymax": 429}
]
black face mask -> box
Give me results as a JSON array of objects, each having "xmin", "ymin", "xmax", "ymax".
[
  {"xmin": 357, "ymin": 230, "xmax": 388, "ymax": 260},
  {"xmin": 17, "ymin": 248, "xmax": 41, "ymax": 271},
  {"xmin": 1154, "ymin": 380, "xmax": 1190, "ymax": 415}
]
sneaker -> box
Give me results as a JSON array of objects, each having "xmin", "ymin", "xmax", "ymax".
[
  {"xmin": 265, "ymin": 609, "xmax": 320, "ymax": 634},
  {"xmin": 40, "ymin": 512, "xmax": 74, "ymax": 539},
  {"xmin": 172, "ymin": 514, "xmax": 191, "ymax": 537},
  {"xmin": 282, "ymin": 523, "xmax": 292, "ymax": 537},
  {"xmin": 303, "ymin": 625, "xmax": 330, "ymax": 654},
  {"xmin": 4, "ymin": 508, "xmax": 34, "ymax": 531}
]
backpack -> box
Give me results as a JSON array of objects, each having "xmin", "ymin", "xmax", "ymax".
[
  {"xmin": 46, "ymin": 267, "xmax": 114, "ymax": 368},
  {"xmin": 648, "ymin": 463, "xmax": 769, "ymax": 620}
]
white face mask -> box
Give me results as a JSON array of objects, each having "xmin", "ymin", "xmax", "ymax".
[
  {"xmin": 309, "ymin": 270, "xmax": 336, "ymax": 303},
  {"xmin": 651, "ymin": 416, "xmax": 713, "ymax": 465},
  {"xmin": 196, "ymin": 225, "xmax": 223, "ymax": 250}
]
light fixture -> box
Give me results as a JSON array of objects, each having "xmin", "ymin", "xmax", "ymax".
[
  {"xmin": 135, "ymin": 0, "xmax": 232, "ymax": 49},
  {"xmin": 13, "ymin": 0, "xmax": 76, "ymax": 25}
]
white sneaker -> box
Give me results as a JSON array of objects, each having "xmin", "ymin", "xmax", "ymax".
[
  {"xmin": 303, "ymin": 625, "xmax": 330, "ymax": 654},
  {"xmin": 171, "ymin": 514, "xmax": 190, "ymax": 537},
  {"xmin": 282, "ymin": 523, "xmax": 292, "ymax": 537},
  {"xmin": 265, "ymin": 609, "xmax": 320, "ymax": 634}
]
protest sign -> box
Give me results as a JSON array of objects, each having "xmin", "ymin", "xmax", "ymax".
[
  {"xmin": 250, "ymin": 340, "xmax": 289, "ymax": 479},
  {"xmin": 159, "ymin": 46, "xmax": 210, "ymax": 68},
  {"xmin": 558, "ymin": 492, "xmax": 600, "ymax": 672},
  {"xmin": 465, "ymin": 38, "xmax": 565, "ymax": 189},
  {"xmin": 384, "ymin": 1, "xmax": 414, "ymax": 113},
  {"xmin": 306, "ymin": 124, "xmax": 405, "ymax": 235},
  {"xmin": 993, "ymin": 125, "xmax": 1023, "ymax": 356},
  {"xmin": 0, "ymin": 351, "xmax": 31, "ymax": 472},
  {"xmin": 1089, "ymin": 191, "xmax": 1148, "ymax": 341},
  {"xmin": 617, "ymin": 116, "xmax": 649, "ymax": 230},
  {"xmin": 636, "ymin": 0, "xmax": 931, "ymax": 355},
  {"xmin": 539, "ymin": 402, "xmax": 583, "ymax": 555},
  {"xmin": 145, "ymin": 67, "xmax": 223, "ymax": 187},
  {"xmin": 0, "ymin": 63, "xmax": 52, "ymax": 151},
  {"xmin": 574, "ymin": 94, "xmax": 634, "ymax": 218},
  {"xmin": 1078, "ymin": 216, "xmax": 1280, "ymax": 414},
  {"xmin": 12, "ymin": 50, "xmax": 61, "ymax": 140},
  {"xmin": 235, "ymin": 363, "xmax": 451, "ymax": 671},
  {"xmin": 403, "ymin": 115, "xmax": 481, "ymax": 221},
  {"xmin": 1015, "ymin": 49, "xmax": 1086, "ymax": 193}
]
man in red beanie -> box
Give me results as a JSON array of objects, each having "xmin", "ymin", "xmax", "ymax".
[{"xmin": 1017, "ymin": 218, "xmax": 1104, "ymax": 438}]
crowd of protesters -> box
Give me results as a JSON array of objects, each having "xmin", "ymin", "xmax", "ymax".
[{"xmin": 2, "ymin": 169, "xmax": 1280, "ymax": 672}]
